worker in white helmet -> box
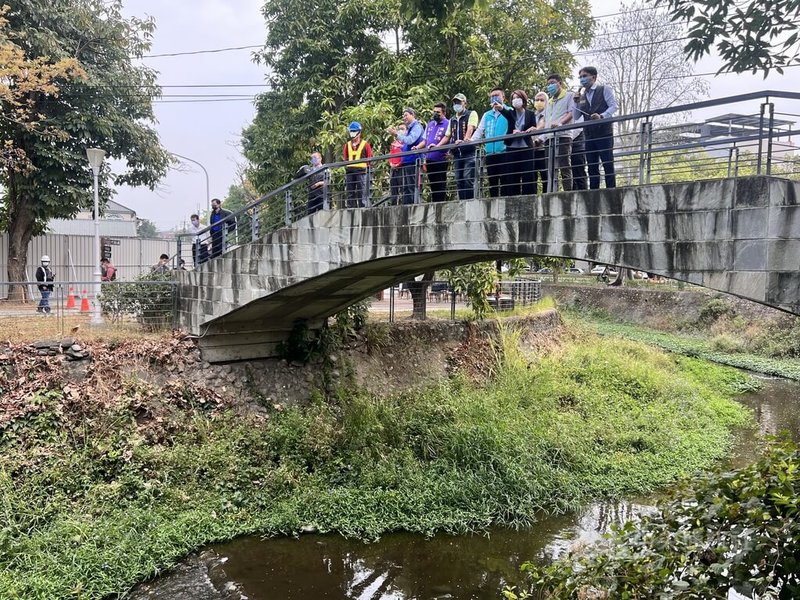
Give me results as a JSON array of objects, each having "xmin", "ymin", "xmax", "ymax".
[{"xmin": 35, "ymin": 255, "xmax": 55, "ymax": 314}]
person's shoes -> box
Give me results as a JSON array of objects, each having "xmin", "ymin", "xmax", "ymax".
[{"xmin": 36, "ymin": 308, "xmax": 43, "ymax": 313}]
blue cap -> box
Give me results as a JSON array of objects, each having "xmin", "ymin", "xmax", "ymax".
[{"xmin": 348, "ymin": 121, "xmax": 362, "ymax": 132}]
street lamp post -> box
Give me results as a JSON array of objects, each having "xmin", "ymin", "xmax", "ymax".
[
  {"xmin": 171, "ymin": 153, "xmax": 210, "ymax": 213},
  {"xmin": 86, "ymin": 148, "xmax": 106, "ymax": 326}
]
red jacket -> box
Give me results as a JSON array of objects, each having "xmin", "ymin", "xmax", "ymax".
[{"xmin": 388, "ymin": 140, "xmax": 403, "ymax": 168}]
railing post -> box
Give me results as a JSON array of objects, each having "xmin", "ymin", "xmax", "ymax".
[
  {"xmin": 765, "ymin": 101, "xmax": 775, "ymax": 176},
  {"xmin": 365, "ymin": 166, "xmax": 372, "ymax": 208},
  {"xmin": 176, "ymin": 237, "xmax": 182, "ymax": 268},
  {"xmin": 284, "ymin": 189, "xmax": 292, "ymax": 226},
  {"xmin": 757, "ymin": 102, "xmax": 766, "ymax": 175},
  {"xmin": 250, "ymin": 209, "xmax": 259, "ymax": 241},
  {"xmin": 645, "ymin": 120, "xmax": 653, "ymax": 185},
  {"xmin": 450, "ymin": 286, "xmax": 456, "ymax": 320},
  {"xmin": 322, "ymin": 168, "xmax": 330, "ymax": 211},
  {"xmin": 389, "ymin": 284, "xmax": 395, "ymax": 324},
  {"xmin": 414, "ymin": 158, "xmax": 421, "ymax": 204},
  {"xmin": 546, "ymin": 138, "xmax": 556, "ymax": 193},
  {"xmin": 474, "ymin": 148, "xmax": 483, "ymax": 199},
  {"xmin": 637, "ymin": 119, "xmax": 648, "ymax": 185}
]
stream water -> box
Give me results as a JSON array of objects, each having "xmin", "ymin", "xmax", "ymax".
[{"xmin": 128, "ymin": 376, "xmax": 800, "ymax": 600}]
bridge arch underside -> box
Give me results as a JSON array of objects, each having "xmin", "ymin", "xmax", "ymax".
[{"xmin": 180, "ymin": 176, "xmax": 800, "ymax": 362}]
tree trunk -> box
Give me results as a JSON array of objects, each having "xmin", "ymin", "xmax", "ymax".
[
  {"xmin": 408, "ymin": 271, "xmax": 434, "ymax": 320},
  {"xmin": 6, "ymin": 189, "xmax": 35, "ymax": 302}
]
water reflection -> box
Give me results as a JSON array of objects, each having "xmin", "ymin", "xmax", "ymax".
[{"xmin": 127, "ymin": 377, "xmax": 800, "ymax": 600}]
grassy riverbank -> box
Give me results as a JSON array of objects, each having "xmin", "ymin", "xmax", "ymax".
[
  {"xmin": 0, "ymin": 329, "xmax": 752, "ymax": 598},
  {"xmin": 579, "ymin": 317, "xmax": 800, "ymax": 380}
]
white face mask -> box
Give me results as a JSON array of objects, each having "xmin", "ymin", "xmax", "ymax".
[
  {"xmin": 191, "ymin": 219, "xmax": 199, "ymax": 226},
  {"xmin": 349, "ymin": 131, "xmax": 358, "ymax": 139},
  {"xmin": 512, "ymin": 98, "xmax": 524, "ymax": 109}
]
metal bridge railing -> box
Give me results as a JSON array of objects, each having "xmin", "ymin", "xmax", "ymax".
[{"xmin": 176, "ymin": 90, "xmax": 800, "ymax": 270}]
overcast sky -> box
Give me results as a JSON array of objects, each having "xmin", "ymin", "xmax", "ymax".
[{"xmin": 116, "ymin": 0, "xmax": 795, "ymax": 231}]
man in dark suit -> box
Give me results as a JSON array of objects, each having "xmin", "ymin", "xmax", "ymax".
[
  {"xmin": 209, "ymin": 198, "xmax": 236, "ymax": 259},
  {"xmin": 574, "ymin": 66, "xmax": 619, "ymax": 189}
]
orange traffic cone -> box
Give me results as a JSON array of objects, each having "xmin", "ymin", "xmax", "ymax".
[
  {"xmin": 66, "ymin": 286, "xmax": 76, "ymax": 310},
  {"xmin": 79, "ymin": 289, "xmax": 90, "ymax": 313}
]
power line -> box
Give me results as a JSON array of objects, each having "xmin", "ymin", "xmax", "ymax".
[
  {"xmin": 141, "ymin": 44, "xmax": 262, "ymax": 58},
  {"xmin": 136, "ymin": 7, "xmax": 664, "ymax": 60}
]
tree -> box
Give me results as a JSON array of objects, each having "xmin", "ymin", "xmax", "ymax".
[
  {"xmin": 0, "ymin": 6, "xmax": 84, "ymax": 172},
  {"xmin": 244, "ymin": 0, "xmax": 592, "ymax": 195},
  {"xmin": 136, "ymin": 218, "xmax": 158, "ymax": 239},
  {"xmin": 588, "ymin": 1, "xmax": 709, "ymax": 136},
  {"xmin": 0, "ymin": 0, "xmax": 170, "ymax": 299},
  {"xmin": 658, "ymin": 0, "xmax": 800, "ymax": 74}
]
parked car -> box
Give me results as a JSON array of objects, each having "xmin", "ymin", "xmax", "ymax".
[
  {"xmin": 537, "ymin": 268, "xmax": 552, "ymax": 274},
  {"xmin": 590, "ymin": 265, "xmax": 618, "ymax": 277},
  {"xmin": 566, "ymin": 267, "xmax": 584, "ymax": 274}
]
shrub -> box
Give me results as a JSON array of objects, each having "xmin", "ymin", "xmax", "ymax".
[
  {"xmin": 98, "ymin": 272, "xmax": 175, "ymax": 331},
  {"xmin": 710, "ymin": 333, "xmax": 744, "ymax": 353},
  {"xmin": 698, "ymin": 297, "xmax": 736, "ymax": 324},
  {"xmin": 522, "ymin": 439, "xmax": 800, "ymax": 599}
]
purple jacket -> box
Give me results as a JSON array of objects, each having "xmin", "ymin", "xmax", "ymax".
[{"xmin": 424, "ymin": 119, "xmax": 450, "ymax": 162}]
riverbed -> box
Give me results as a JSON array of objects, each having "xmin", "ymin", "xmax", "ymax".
[{"xmin": 128, "ymin": 376, "xmax": 799, "ymax": 600}]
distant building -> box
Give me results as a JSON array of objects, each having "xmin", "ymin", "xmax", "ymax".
[
  {"xmin": 667, "ymin": 112, "xmax": 797, "ymax": 161},
  {"xmin": 48, "ymin": 200, "xmax": 138, "ymax": 237}
]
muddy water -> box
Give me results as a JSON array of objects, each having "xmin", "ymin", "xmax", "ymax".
[{"xmin": 128, "ymin": 377, "xmax": 800, "ymax": 600}]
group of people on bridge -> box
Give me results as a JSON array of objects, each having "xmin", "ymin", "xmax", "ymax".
[{"xmin": 303, "ymin": 66, "xmax": 619, "ymax": 213}]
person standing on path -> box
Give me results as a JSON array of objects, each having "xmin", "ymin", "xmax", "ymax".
[
  {"xmin": 100, "ymin": 257, "xmax": 117, "ymax": 282},
  {"xmin": 471, "ymin": 87, "xmax": 515, "ymax": 198},
  {"xmin": 209, "ymin": 198, "xmax": 236, "ymax": 258},
  {"xmin": 342, "ymin": 122, "xmax": 373, "ymax": 208},
  {"xmin": 422, "ymin": 102, "xmax": 452, "ymax": 202},
  {"xmin": 388, "ymin": 108, "xmax": 425, "ymax": 205},
  {"xmin": 449, "ymin": 93, "xmax": 479, "ymax": 200},
  {"xmin": 574, "ymin": 66, "xmax": 618, "ymax": 189},
  {"xmin": 35, "ymin": 255, "xmax": 55, "ymax": 314}
]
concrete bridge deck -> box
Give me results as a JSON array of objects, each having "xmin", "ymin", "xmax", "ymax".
[{"xmin": 177, "ymin": 176, "xmax": 800, "ymax": 362}]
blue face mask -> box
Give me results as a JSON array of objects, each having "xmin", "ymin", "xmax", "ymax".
[
  {"xmin": 579, "ymin": 76, "xmax": 591, "ymax": 87},
  {"xmin": 546, "ymin": 83, "xmax": 558, "ymax": 96},
  {"xmin": 453, "ymin": 103, "xmax": 464, "ymax": 114},
  {"xmin": 490, "ymin": 96, "xmax": 501, "ymax": 107}
]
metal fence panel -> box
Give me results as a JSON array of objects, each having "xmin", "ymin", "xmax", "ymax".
[{"xmin": 0, "ymin": 233, "xmax": 177, "ymax": 285}]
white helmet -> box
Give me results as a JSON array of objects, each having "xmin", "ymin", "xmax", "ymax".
[{"xmin": 41, "ymin": 255, "xmax": 50, "ymax": 263}]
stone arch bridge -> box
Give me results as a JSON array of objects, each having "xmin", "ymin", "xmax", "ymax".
[{"xmin": 177, "ymin": 176, "xmax": 800, "ymax": 362}]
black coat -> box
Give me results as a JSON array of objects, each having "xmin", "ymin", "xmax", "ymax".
[
  {"xmin": 504, "ymin": 108, "xmax": 538, "ymax": 148},
  {"xmin": 35, "ymin": 266, "xmax": 54, "ymax": 292}
]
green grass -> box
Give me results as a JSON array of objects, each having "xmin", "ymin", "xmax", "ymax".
[
  {"xmin": 579, "ymin": 317, "xmax": 800, "ymax": 380},
  {"xmin": 0, "ymin": 331, "xmax": 752, "ymax": 599}
]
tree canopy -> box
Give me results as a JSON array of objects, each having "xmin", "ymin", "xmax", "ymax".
[
  {"xmin": 243, "ymin": 0, "xmax": 592, "ymax": 194},
  {"xmin": 0, "ymin": 0, "xmax": 170, "ymax": 295},
  {"xmin": 659, "ymin": 0, "xmax": 800, "ymax": 74}
]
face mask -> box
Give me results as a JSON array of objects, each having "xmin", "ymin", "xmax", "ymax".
[
  {"xmin": 311, "ymin": 157, "xmax": 321, "ymax": 166},
  {"xmin": 349, "ymin": 131, "xmax": 358, "ymax": 139},
  {"xmin": 512, "ymin": 98, "xmax": 524, "ymax": 109},
  {"xmin": 490, "ymin": 95, "xmax": 501, "ymax": 107},
  {"xmin": 534, "ymin": 100, "xmax": 546, "ymax": 110},
  {"xmin": 191, "ymin": 219, "xmax": 199, "ymax": 226},
  {"xmin": 546, "ymin": 83, "xmax": 558, "ymax": 96},
  {"xmin": 579, "ymin": 76, "xmax": 591, "ymax": 87},
  {"xmin": 453, "ymin": 103, "xmax": 464, "ymax": 113},
  {"xmin": 433, "ymin": 113, "xmax": 443, "ymax": 122}
]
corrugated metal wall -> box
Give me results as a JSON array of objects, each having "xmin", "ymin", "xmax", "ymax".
[{"xmin": 0, "ymin": 233, "xmax": 177, "ymax": 284}]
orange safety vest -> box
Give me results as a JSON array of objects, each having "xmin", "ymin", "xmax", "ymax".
[{"xmin": 346, "ymin": 140, "xmax": 368, "ymax": 169}]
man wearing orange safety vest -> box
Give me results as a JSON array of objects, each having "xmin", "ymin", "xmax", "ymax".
[{"xmin": 342, "ymin": 121, "xmax": 373, "ymax": 208}]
